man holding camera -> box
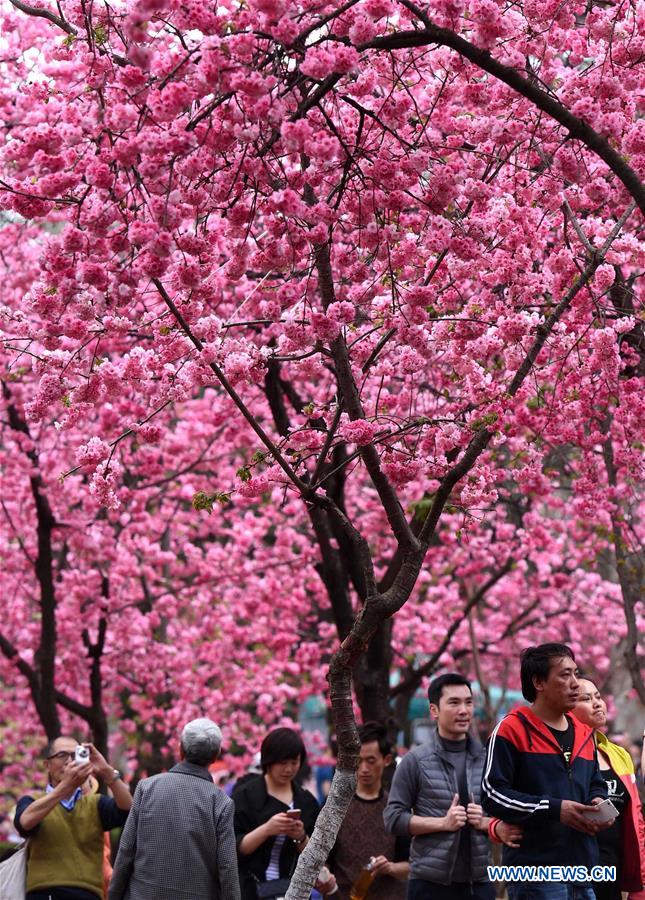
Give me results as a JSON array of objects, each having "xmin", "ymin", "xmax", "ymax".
[{"xmin": 15, "ymin": 735, "xmax": 132, "ymax": 900}]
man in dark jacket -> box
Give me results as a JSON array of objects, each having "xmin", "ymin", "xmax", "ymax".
[
  {"xmin": 108, "ymin": 718, "xmax": 240, "ymax": 900},
  {"xmin": 482, "ymin": 643, "xmax": 611, "ymax": 900},
  {"xmin": 384, "ymin": 673, "xmax": 495, "ymax": 900}
]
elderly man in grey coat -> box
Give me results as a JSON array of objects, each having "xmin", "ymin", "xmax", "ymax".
[{"xmin": 108, "ymin": 718, "xmax": 240, "ymax": 900}]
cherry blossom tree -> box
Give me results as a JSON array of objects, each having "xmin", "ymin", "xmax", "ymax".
[{"xmin": 0, "ymin": 0, "xmax": 643, "ymax": 893}]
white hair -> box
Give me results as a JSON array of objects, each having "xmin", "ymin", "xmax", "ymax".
[{"xmin": 181, "ymin": 718, "xmax": 222, "ymax": 765}]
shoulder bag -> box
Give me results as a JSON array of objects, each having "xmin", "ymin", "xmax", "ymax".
[{"xmin": 0, "ymin": 842, "xmax": 27, "ymax": 900}]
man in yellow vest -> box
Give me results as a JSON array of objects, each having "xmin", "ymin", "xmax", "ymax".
[{"xmin": 14, "ymin": 736, "xmax": 132, "ymax": 900}]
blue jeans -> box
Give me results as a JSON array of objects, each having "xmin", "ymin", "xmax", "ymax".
[
  {"xmin": 507, "ymin": 885, "xmax": 596, "ymax": 900},
  {"xmin": 407, "ymin": 881, "xmax": 495, "ymax": 900}
]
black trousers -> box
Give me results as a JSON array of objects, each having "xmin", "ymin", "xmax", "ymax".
[
  {"xmin": 407, "ymin": 880, "xmax": 496, "ymax": 900},
  {"xmin": 27, "ymin": 888, "xmax": 100, "ymax": 900}
]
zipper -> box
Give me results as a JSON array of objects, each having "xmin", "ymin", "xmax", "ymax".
[
  {"xmin": 517, "ymin": 712, "xmax": 592, "ymax": 761},
  {"xmin": 518, "ymin": 712, "xmax": 596, "ymax": 795},
  {"xmin": 439, "ymin": 754, "xmax": 461, "ymax": 882}
]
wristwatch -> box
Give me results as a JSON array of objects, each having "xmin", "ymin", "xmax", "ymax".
[{"xmin": 107, "ymin": 769, "xmax": 122, "ymax": 785}]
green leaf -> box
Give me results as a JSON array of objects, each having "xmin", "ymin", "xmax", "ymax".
[{"xmin": 192, "ymin": 491, "xmax": 214, "ymax": 514}]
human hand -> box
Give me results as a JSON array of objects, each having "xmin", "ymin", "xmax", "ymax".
[
  {"xmin": 287, "ymin": 817, "xmax": 306, "ymax": 842},
  {"xmin": 371, "ymin": 855, "xmax": 395, "ymax": 878},
  {"xmin": 466, "ymin": 803, "xmax": 484, "ymax": 830},
  {"xmin": 315, "ymin": 868, "xmax": 337, "ymax": 895},
  {"xmin": 560, "ymin": 800, "xmax": 605, "ymax": 834},
  {"xmin": 443, "ymin": 794, "xmax": 468, "ymax": 831},
  {"xmin": 588, "ymin": 797, "xmax": 615, "ymax": 831},
  {"xmin": 84, "ymin": 743, "xmax": 112, "ymax": 781},
  {"xmin": 59, "ymin": 760, "xmax": 93, "ymax": 793},
  {"xmin": 494, "ymin": 821, "xmax": 524, "ymax": 848},
  {"xmin": 265, "ymin": 813, "xmax": 297, "ymax": 837}
]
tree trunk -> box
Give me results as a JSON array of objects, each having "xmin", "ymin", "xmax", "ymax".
[
  {"xmin": 286, "ymin": 642, "xmax": 361, "ymax": 899},
  {"xmin": 355, "ymin": 619, "xmax": 393, "ymax": 722}
]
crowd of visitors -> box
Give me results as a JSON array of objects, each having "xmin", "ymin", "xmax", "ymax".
[{"xmin": 3, "ymin": 642, "xmax": 644, "ymax": 900}]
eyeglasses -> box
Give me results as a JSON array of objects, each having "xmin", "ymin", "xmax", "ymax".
[{"xmin": 46, "ymin": 751, "xmax": 76, "ymax": 762}]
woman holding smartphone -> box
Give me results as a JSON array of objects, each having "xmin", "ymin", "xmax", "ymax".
[
  {"xmin": 572, "ymin": 677, "xmax": 645, "ymax": 900},
  {"xmin": 234, "ymin": 727, "xmax": 335, "ymax": 898}
]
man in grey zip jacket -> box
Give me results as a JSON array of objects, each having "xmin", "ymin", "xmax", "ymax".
[{"xmin": 384, "ymin": 674, "xmax": 494, "ymax": 900}]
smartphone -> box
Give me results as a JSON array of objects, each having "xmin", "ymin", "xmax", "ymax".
[
  {"xmin": 582, "ymin": 799, "xmax": 619, "ymax": 823},
  {"xmin": 75, "ymin": 745, "xmax": 90, "ymax": 764},
  {"xmin": 285, "ymin": 809, "xmax": 301, "ymax": 819}
]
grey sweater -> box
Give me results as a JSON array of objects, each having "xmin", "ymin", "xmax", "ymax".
[{"xmin": 383, "ymin": 730, "xmax": 490, "ymax": 885}]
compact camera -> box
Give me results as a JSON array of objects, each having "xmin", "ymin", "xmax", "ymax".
[{"xmin": 75, "ymin": 745, "xmax": 90, "ymax": 764}]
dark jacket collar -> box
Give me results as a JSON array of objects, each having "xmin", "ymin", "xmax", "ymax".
[
  {"xmin": 512, "ymin": 705, "xmax": 594, "ymax": 760},
  {"xmin": 241, "ymin": 773, "xmax": 309, "ymax": 807},
  {"xmin": 169, "ymin": 761, "xmax": 214, "ymax": 782},
  {"xmin": 428, "ymin": 725, "xmax": 483, "ymax": 759}
]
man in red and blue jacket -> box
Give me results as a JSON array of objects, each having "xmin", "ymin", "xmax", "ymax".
[{"xmin": 482, "ymin": 643, "xmax": 612, "ymax": 900}]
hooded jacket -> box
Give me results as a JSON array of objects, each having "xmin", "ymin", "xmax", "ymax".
[{"xmin": 481, "ymin": 706, "xmax": 606, "ymax": 868}]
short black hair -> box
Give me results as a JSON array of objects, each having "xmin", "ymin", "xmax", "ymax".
[
  {"xmin": 260, "ymin": 728, "xmax": 306, "ymax": 773},
  {"xmin": 42, "ymin": 735, "xmax": 78, "ymax": 759},
  {"xmin": 520, "ymin": 643, "xmax": 575, "ymax": 702},
  {"xmin": 42, "ymin": 737, "xmax": 60, "ymax": 759},
  {"xmin": 358, "ymin": 721, "xmax": 392, "ymax": 757},
  {"xmin": 428, "ymin": 673, "xmax": 471, "ymax": 707}
]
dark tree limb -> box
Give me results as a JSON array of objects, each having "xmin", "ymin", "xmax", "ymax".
[
  {"xmin": 367, "ymin": 2, "xmax": 645, "ymax": 216},
  {"xmin": 2, "ymin": 381, "xmax": 60, "ymax": 740},
  {"xmin": 8, "ymin": 0, "xmax": 76, "ymax": 35}
]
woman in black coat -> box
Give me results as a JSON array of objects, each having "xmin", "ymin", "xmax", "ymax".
[{"xmin": 233, "ymin": 728, "xmax": 329, "ymax": 899}]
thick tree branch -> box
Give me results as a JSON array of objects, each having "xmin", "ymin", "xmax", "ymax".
[
  {"xmin": 2, "ymin": 381, "xmax": 60, "ymax": 739},
  {"xmin": 601, "ymin": 434, "xmax": 644, "ymax": 705},
  {"xmin": 8, "ymin": 0, "xmax": 76, "ymax": 34},
  {"xmin": 309, "ymin": 506, "xmax": 356, "ymax": 641},
  {"xmin": 0, "ymin": 629, "xmax": 92, "ymax": 720},
  {"xmin": 366, "ymin": 4, "xmax": 645, "ymax": 215},
  {"xmin": 0, "ymin": 631, "xmax": 40, "ymax": 692}
]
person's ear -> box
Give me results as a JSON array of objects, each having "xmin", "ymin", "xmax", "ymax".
[
  {"xmin": 429, "ymin": 703, "xmax": 440, "ymax": 720},
  {"xmin": 383, "ymin": 753, "xmax": 393, "ymax": 767},
  {"xmin": 179, "ymin": 743, "xmax": 185, "ymax": 761},
  {"xmin": 533, "ymin": 676, "xmax": 544, "ymax": 694}
]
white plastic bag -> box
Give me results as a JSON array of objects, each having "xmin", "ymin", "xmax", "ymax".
[{"xmin": 0, "ymin": 843, "xmax": 27, "ymax": 900}]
